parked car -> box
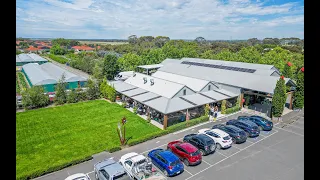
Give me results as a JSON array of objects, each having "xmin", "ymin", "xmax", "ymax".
[
  {"xmin": 148, "ymin": 148, "xmax": 184, "ymax": 177},
  {"xmin": 167, "ymin": 141, "xmax": 202, "ymax": 166},
  {"xmin": 119, "ymin": 152, "xmax": 166, "ymax": 180},
  {"xmin": 183, "ymin": 134, "xmax": 216, "ymax": 156},
  {"xmin": 212, "ymin": 124, "xmax": 247, "ymax": 144},
  {"xmin": 198, "ymin": 128, "xmax": 232, "ymax": 149},
  {"xmin": 226, "ymin": 119, "xmax": 260, "ymax": 137},
  {"xmin": 238, "ymin": 116, "xmax": 273, "ymax": 131},
  {"xmin": 94, "ymin": 158, "xmax": 130, "ymax": 180},
  {"xmin": 65, "ymin": 173, "xmax": 90, "ymax": 180}
]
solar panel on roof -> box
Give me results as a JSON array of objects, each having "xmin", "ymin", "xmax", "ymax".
[{"xmin": 181, "ymin": 61, "xmax": 256, "ymax": 73}]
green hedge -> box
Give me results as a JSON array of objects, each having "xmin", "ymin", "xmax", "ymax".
[
  {"xmin": 107, "ymin": 145, "xmax": 122, "ymax": 153},
  {"xmin": 127, "ymin": 116, "xmax": 209, "ymax": 147},
  {"xmin": 49, "ymin": 54, "xmax": 69, "ymax": 64},
  {"xmin": 16, "ymin": 156, "xmax": 92, "ymax": 180},
  {"xmin": 225, "ymin": 106, "xmax": 241, "ymax": 114}
]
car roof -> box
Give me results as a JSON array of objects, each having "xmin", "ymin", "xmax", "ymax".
[
  {"xmin": 158, "ymin": 150, "xmax": 179, "ymax": 162},
  {"xmin": 179, "ymin": 142, "xmax": 198, "ymax": 153},
  {"xmin": 95, "ymin": 159, "xmax": 126, "ymax": 177},
  {"xmin": 226, "ymin": 125, "xmax": 243, "ymax": 132},
  {"xmin": 240, "ymin": 120, "xmax": 258, "ymax": 127},
  {"xmin": 210, "ymin": 129, "xmax": 229, "ymax": 137},
  {"xmin": 65, "ymin": 173, "xmax": 88, "ymax": 180},
  {"xmin": 196, "ymin": 134, "xmax": 213, "ymax": 141}
]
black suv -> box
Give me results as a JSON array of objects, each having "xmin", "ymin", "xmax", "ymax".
[
  {"xmin": 212, "ymin": 124, "xmax": 247, "ymax": 144},
  {"xmin": 183, "ymin": 134, "xmax": 216, "ymax": 156},
  {"xmin": 226, "ymin": 119, "xmax": 260, "ymax": 137}
]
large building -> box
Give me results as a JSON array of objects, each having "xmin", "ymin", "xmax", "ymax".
[
  {"xmin": 22, "ymin": 63, "xmax": 87, "ymax": 92},
  {"xmin": 16, "ymin": 53, "xmax": 48, "ymax": 66},
  {"xmin": 111, "ymin": 58, "xmax": 296, "ymax": 129}
]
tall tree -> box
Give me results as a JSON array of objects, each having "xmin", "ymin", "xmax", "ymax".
[
  {"xmin": 195, "ymin": 37, "xmax": 206, "ymax": 45},
  {"xmin": 50, "ymin": 44, "xmax": 67, "ymax": 55},
  {"xmin": 282, "ymin": 62, "xmax": 293, "ymax": 78},
  {"xmin": 117, "ymin": 53, "xmax": 142, "ymax": 71},
  {"xmin": 86, "ymin": 78, "xmax": 100, "ymax": 100},
  {"xmin": 293, "ymin": 68, "xmax": 304, "ymax": 109},
  {"xmin": 21, "ymin": 86, "xmax": 49, "ymax": 109},
  {"xmin": 272, "ymin": 76, "xmax": 286, "ymax": 117},
  {"xmin": 102, "ymin": 54, "xmax": 119, "ymax": 80},
  {"xmin": 154, "ymin": 36, "xmax": 170, "ymax": 48},
  {"xmin": 247, "ymin": 38, "xmax": 260, "ymax": 46},
  {"xmin": 54, "ymin": 74, "xmax": 67, "ymax": 105},
  {"xmin": 128, "ymin": 35, "xmax": 138, "ymax": 44}
]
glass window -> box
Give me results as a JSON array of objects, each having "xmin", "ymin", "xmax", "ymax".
[
  {"xmin": 125, "ymin": 160, "xmax": 132, "ymax": 166},
  {"xmin": 208, "ymin": 85, "xmax": 211, "ymax": 90},
  {"xmin": 100, "ymin": 169, "xmax": 109, "ymax": 179},
  {"xmin": 183, "ymin": 89, "xmax": 186, "ymax": 95}
]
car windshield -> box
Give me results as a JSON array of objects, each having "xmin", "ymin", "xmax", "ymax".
[
  {"xmin": 206, "ymin": 139, "xmax": 214, "ymax": 145},
  {"xmin": 205, "ymin": 131, "xmax": 216, "ymax": 137},
  {"xmin": 223, "ymin": 136, "xmax": 231, "ymax": 140},
  {"xmin": 136, "ymin": 159, "xmax": 146, "ymax": 165},
  {"xmin": 113, "ymin": 172, "xmax": 131, "ymax": 180},
  {"xmin": 170, "ymin": 159, "xmax": 181, "ymax": 166},
  {"xmin": 190, "ymin": 150, "xmax": 200, "ymax": 156},
  {"xmin": 72, "ymin": 176, "xmax": 88, "ymax": 180}
]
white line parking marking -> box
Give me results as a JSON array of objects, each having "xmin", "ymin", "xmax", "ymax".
[
  {"xmin": 216, "ymin": 151, "xmax": 228, "ymax": 158},
  {"xmin": 86, "ymin": 171, "xmax": 94, "ymax": 176},
  {"xmin": 231, "ymin": 145, "xmax": 242, "ymax": 150},
  {"xmin": 184, "ymin": 168, "xmax": 193, "ymax": 175},
  {"xmin": 259, "ymin": 134, "xmax": 266, "ymax": 137},
  {"xmin": 141, "ymin": 138, "xmax": 183, "ymax": 154},
  {"xmin": 273, "ymin": 126, "xmax": 304, "ymax": 137},
  {"xmin": 156, "ymin": 141, "xmax": 160, "ymax": 143},
  {"xmin": 202, "ymin": 160, "xmax": 212, "ymax": 166},
  {"xmin": 185, "ymin": 130, "xmax": 278, "ymax": 180},
  {"xmin": 246, "ymin": 139, "xmax": 255, "ymax": 143}
]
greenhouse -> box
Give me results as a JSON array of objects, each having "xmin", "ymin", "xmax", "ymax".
[
  {"xmin": 21, "ymin": 63, "xmax": 87, "ymax": 92},
  {"xmin": 16, "ymin": 53, "xmax": 48, "ymax": 66}
]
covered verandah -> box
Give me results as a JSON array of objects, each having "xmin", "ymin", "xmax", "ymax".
[{"xmin": 111, "ymin": 81, "xmax": 240, "ymax": 129}]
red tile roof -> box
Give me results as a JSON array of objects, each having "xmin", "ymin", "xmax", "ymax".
[
  {"xmin": 25, "ymin": 46, "xmax": 40, "ymax": 51},
  {"xmin": 72, "ymin": 45, "xmax": 95, "ymax": 51}
]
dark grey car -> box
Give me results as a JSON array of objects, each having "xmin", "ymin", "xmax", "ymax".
[{"xmin": 94, "ymin": 158, "xmax": 131, "ymax": 180}]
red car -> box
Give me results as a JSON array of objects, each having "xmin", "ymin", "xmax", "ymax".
[{"xmin": 167, "ymin": 141, "xmax": 202, "ymax": 166}]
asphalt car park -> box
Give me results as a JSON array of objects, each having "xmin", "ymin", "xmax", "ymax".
[{"xmin": 35, "ymin": 111, "xmax": 304, "ymax": 180}]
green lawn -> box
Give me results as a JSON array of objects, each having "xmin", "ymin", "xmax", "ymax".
[{"xmin": 16, "ymin": 100, "xmax": 161, "ymax": 179}]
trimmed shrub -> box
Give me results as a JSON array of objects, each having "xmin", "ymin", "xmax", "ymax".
[
  {"xmin": 128, "ymin": 116, "xmax": 209, "ymax": 147},
  {"xmin": 16, "ymin": 156, "xmax": 92, "ymax": 180},
  {"xmin": 107, "ymin": 146, "xmax": 121, "ymax": 153},
  {"xmin": 48, "ymin": 54, "xmax": 68, "ymax": 64},
  {"xmin": 221, "ymin": 100, "xmax": 226, "ymax": 114},
  {"xmin": 225, "ymin": 105, "xmax": 241, "ymax": 114}
]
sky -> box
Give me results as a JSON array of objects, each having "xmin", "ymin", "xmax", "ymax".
[{"xmin": 16, "ymin": 0, "xmax": 304, "ymax": 40}]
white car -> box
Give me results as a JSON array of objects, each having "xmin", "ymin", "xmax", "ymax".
[
  {"xmin": 198, "ymin": 128, "xmax": 232, "ymax": 149},
  {"xmin": 65, "ymin": 173, "xmax": 90, "ymax": 180}
]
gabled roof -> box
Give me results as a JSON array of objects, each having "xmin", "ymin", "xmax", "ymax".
[
  {"xmin": 17, "ymin": 53, "xmax": 48, "ymax": 63},
  {"xmin": 152, "ymin": 71, "xmax": 210, "ymax": 92},
  {"xmin": 124, "ymin": 72, "xmax": 186, "ymax": 99},
  {"xmin": 72, "ymin": 45, "xmax": 95, "ymax": 51},
  {"xmin": 22, "ymin": 63, "xmax": 57, "ymax": 85},
  {"xmin": 157, "ymin": 63, "xmax": 291, "ymax": 94},
  {"xmin": 160, "ymin": 58, "xmax": 182, "ymax": 65},
  {"xmin": 40, "ymin": 63, "xmax": 87, "ymax": 82}
]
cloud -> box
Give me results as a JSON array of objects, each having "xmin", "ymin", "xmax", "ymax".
[{"xmin": 16, "ymin": 0, "xmax": 304, "ymax": 39}]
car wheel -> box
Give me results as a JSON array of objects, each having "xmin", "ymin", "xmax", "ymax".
[
  {"xmin": 259, "ymin": 126, "xmax": 263, "ymax": 131},
  {"xmin": 200, "ymin": 149, "xmax": 205, "ymax": 156},
  {"xmin": 183, "ymin": 159, "xmax": 190, "ymax": 166},
  {"xmin": 232, "ymin": 138, "xmax": 237, "ymax": 144},
  {"xmin": 216, "ymin": 143, "xmax": 222, "ymax": 149},
  {"xmin": 163, "ymin": 170, "xmax": 169, "ymax": 177},
  {"xmin": 95, "ymin": 172, "xmax": 99, "ymax": 180}
]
